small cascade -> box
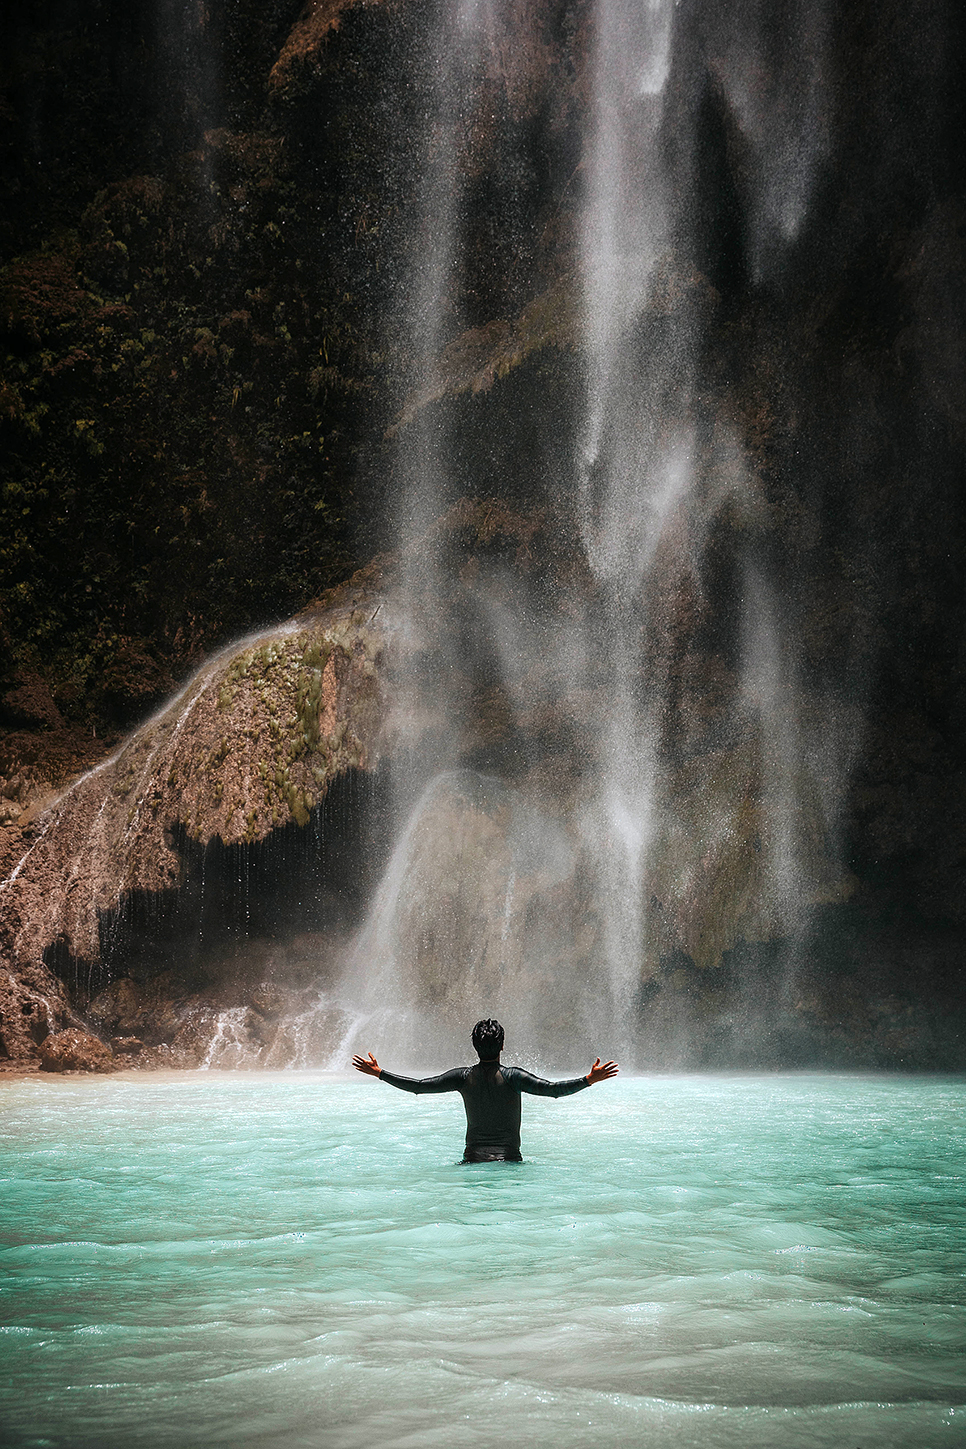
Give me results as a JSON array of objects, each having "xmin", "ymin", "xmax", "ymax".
[
  {"xmin": 1, "ymin": 623, "xmax": 301, "ymax": 972},
  {"xmin": 199, "ymin": 1007, "xmax": 252, "ymax": 1070},
  {"xmin": 0, "ymin": 591, "xmax": 389, "ymax": 1067}
]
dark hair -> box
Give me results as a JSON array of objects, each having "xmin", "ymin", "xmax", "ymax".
[{"xmin": 471, "ymin": 1019, "xmax": 504, "ymax": 1058}]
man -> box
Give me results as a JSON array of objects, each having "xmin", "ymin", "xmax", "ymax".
[{"xmin": 352, "ymin": 1018, "xmax": 618, "ymax": 1162}]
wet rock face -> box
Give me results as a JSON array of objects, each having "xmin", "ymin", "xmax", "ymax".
[
  {"xmin": 0, "ymin": 503, "xmax": 961, "ymax": 1072},
  {"xmin": 0, "ymin": 962, "xmax": 69, "ymax": 1060},
  {"xmin": 0, "ymin": 574, "xmax": 387, "ymax": 979},
  {"xmin": 0, "ymin": 484, "xmax": 960, "ymax": 1071},
  {"xmin": 0, "ymin": 1, "xmax": 962, "ymax": 1068},
  {"xmin": 83, "ymin": 972, "xmax": 354, "ymax": 1072},
  {"xmin": 0, "ymin": 572, "xmax": 390, "ymax": 1066},
  {"xmin": 38, "ymin": 1029, "xmax": 116, "ymax": 1073}
]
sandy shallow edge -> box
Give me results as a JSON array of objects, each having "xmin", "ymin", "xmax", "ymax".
[
  {"xmin": 0, "ymin": 1061, "xmax": 43, "ymax": 1078},
  {"xmin": 0, "ymin": 1064, "xmax": 358, "ymax": 1084}
]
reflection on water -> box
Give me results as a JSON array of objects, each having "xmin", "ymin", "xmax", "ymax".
[{"xmin": 0, "ymin": 1073, "xmax": 963, "ymax": 1448}]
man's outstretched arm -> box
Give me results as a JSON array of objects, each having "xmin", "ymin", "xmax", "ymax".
[
  {"xmin": 352, "ymin": 1052, "xmax": 464, "ymax": 1094},
  {"xmin": 511, "ymin": 1057, "xmax": 619, "ymax": 1097}
]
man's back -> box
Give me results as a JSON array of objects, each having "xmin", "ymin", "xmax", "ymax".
[
  {"xmin": 379, "ymin": 1059, "xmax": 591, "ymax": 1161},
  {"xmin": 353, "ymin": 1018, "xmax": 617, "ymax": 1161}
]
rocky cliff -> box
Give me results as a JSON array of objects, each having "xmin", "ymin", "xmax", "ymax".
[
  {"xmin": 0, "ymin": 571, "xmax": 386, "ymax": 1065},
  {"xmin": 0, "ymin": 0, "xmax": 963, "ymax": 1067},
  {"xmin": 2, "ymin": 499, "xmax": 961, "ymax": 1069}
]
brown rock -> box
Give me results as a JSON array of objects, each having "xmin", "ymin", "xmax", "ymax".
[
  {"xmin": 88, "ymin": 978, "xmax": 145, "ymax": 1034},
  {"xmin": 39, "ymin": 1029, "xmax": 116, "ymax": 1073},
  {"xmin": 249, "ymin": 982, "xmax": 288, "ymax": 1019},
  {"xmin": 110, "ymin": 1036, "xmax": 143, "ymax": 1056},
  {"xmin": 0, "ymin": 964, "xmax": 63, "ymax": 1060},
  {"xmin": 1, "ymin": 585, "xmax": 387, "ymax": 976},
  {"xmin": 269, "ymin": 0, "xmax": 381, "ymax": 92}
]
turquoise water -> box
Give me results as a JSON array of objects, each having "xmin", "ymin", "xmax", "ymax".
[{"xmin": 0, "ymin": 1072, "xmax": 963, "ymax": 1449}]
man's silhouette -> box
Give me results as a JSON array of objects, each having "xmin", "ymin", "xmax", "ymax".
[{"xmin": 353, "ymin": 1018, "xmax": 618, "ymax": 1161}]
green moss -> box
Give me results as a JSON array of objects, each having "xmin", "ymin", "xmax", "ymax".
[
  {"xmin": 281, "ymin": 776, "xmax": 310, "ymax": 827},
  {"xmin": 112, "ymin": 762, "xmax": 138, "ymax": 797},
  {"xmin": 208, "ymin": 736, "xmax": 231, "ymax": 767},
  {"xmin": 295, "ymin": 638, "xmax": 332, "ymax": 755}
]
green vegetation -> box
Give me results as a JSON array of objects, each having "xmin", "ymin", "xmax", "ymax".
[
  {"xmin": 0, "ymin": 5, "xmax": 413, "ymax": 731},
  {"xmin": 0, "ymin": 138, "xmax": 373, "ymax": 727}
]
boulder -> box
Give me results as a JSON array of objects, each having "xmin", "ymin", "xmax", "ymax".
[
  {"xmin": 39, "ymin": 1029, "xmax": 116, "ymax": 1073},
  {"xmin": 88, "ymin": 977, "xmax": 146, "ymax": 1034}
]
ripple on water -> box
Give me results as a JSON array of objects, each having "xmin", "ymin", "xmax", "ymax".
[{"xmin": 0, "ymin": 1072, "xmax": 963, "ymax": 1448}]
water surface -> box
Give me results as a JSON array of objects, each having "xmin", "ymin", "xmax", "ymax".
[{"xmin": 1, "ymin": 1072, "xmax": 963, "ymax": 1447}]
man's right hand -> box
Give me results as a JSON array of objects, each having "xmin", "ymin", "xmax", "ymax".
[
  {"xmin": 586, "ymin": 1057, "xmax": 618, "ymax": 1084},
  {"xmin": 352, "ymin": 1052, "xmax": 382, "ymax": 1077}
]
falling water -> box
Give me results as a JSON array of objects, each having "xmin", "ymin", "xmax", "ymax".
[
  {"xmin": 315, "ymin": 0, "xmax": 854, "ymax": 1073},
  {"xmin": 0, "ymin": 1, "xmax": 893, "ymax": 1073},
  {"xmin": 576, "ymin": 0, "xmax": 687, "ymax": 1038}
]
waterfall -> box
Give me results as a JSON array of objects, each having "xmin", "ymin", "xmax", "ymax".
[
  {"xmin": 316, "ymin": 0, "xmax": 858, "ymax": 1074},
  {"xmin": 10, "ymin": 0, "xmax": 945, "ymax": 1074}
]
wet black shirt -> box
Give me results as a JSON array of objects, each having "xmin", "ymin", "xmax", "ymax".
[{"xmin": 379, "ymin": 1060, "xmax": 590, "ymax": 1160}]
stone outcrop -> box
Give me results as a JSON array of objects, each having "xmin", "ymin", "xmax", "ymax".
[
  {"xmin": 0, "ymin": 571, "xmax": 387, "ymax": 1047},
  {"xmin": 38, "ymin": 1028, "xmax": 116, "ymax": 1073}
]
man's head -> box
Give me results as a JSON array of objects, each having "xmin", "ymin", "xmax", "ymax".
[{"xmin": 471, "ymin": 1019, "xmax": 504, "ymax": 1060}]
